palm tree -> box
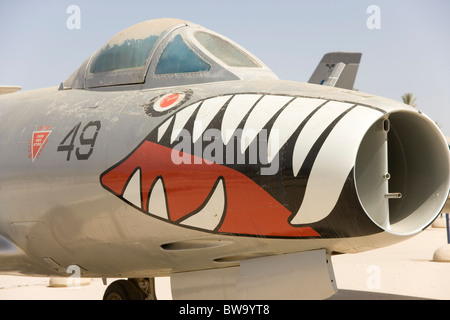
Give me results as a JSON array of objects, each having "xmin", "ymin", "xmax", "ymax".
[
  {"xmin": 401, "ymin": 93, "xmax": 417, "ymax": 108},
  {"xmin": 402, "ymin": 93, "xmax": 441, "ymax": 128}
]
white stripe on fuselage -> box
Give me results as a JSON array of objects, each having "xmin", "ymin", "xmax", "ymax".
[
  {"xmin": 291, "ymin": 106, "xmax": 384, "ymax": 224},
  {"xmin": 240, "ymin": 95, "xmax": 293, "ymax": 154},
  {"xmin": 153, "ymin": 94, "xmax": 383, "ymax": 226},
  {"xmin": 267, "ymin": 97, "xmax": 326, "ymax": 163},
  {"xmin": 221, "ymin": 94, "xmax": 262, "ymax": 145},
  {"xmin": 292, "ymin": 101, "xmax": 354, "ymax": 177},
  {"xmin": 193, "ymin": 95, "xmax": 232, "ymax": 143}
]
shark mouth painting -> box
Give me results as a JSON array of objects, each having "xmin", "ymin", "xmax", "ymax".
[{"xmin": 100, "ymin": 93, "xmax": 384, "ymax": 238}]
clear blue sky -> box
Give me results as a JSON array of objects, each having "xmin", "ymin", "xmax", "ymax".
[{"xmin": 1, "ymin": 0, "xmax": 449, "ymax": 136}]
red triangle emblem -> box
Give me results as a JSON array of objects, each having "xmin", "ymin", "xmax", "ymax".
[{"xmin": 31, "ymin": 130, "xmax": 51, "ymax": 161}]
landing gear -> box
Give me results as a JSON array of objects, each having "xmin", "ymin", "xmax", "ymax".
[{"xmin": 103, "ymin": 278, "xmax": 157, "ymax": 300}]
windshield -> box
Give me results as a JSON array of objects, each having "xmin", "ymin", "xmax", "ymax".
[
  {"xmin": 90, "ymin": 36, "xmax": 159, "ymax": 73},
  {"xmin": 90, "ymin": 19, "xmax": 187, "ymax": 75},
  {"xmin": 194, "ymin": 31, "xmax": 260, "ymax": 68},
  {"xmin": 155, "ymin": 34, "xmax": 211, "ymax": 74}
]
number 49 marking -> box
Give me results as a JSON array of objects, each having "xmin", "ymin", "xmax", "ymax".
[{"xmin": 57, "ymin": 121, "xmax": 101, "ymax": 161}]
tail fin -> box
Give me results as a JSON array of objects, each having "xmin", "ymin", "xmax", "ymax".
[
  {"xmin": 308, "ymin": 52, "xmax": 362, "ymax": 90},
  {"xmin": 0, "ymin": 86, "xmax": 21, "ymax": 95}
]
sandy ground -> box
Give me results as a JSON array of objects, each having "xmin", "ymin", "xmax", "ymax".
[
  {"xmin": 331, "ymin": 223, "xmax": 450, "ymax": 300},
  {"xmin": 1, "ymin": 221, "xmax": 450, "ymax": 300}
]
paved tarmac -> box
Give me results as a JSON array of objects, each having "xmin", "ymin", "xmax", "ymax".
[{"xmin": 1, "ymin": 220, "xmax": 449, "ymax": 300}]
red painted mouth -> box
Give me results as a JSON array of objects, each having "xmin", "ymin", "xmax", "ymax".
[{"xmin": 100, "ymin": 141, "xmax": 319, "ymax": 238}]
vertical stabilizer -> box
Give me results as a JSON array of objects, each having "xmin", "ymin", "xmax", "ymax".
[{"xmin": 308, "ymin": 52, "xmax": 362, "ymax": 90}]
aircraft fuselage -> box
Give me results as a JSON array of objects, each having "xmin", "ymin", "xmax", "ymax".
[{"xmin": 0, "ymin": 78, "xmax": 448, "ymax": 278}]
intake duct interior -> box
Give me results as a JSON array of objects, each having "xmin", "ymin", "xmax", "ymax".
[{"xmin": 355, "ymin": 110, "xmax": 450, "ymax": 236}]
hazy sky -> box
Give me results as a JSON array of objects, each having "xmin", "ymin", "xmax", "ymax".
[{"xmin": 1, "ymin": 0, "xmax": 449, "ymax": 136}]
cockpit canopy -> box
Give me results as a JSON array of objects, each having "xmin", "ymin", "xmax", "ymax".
[{"xmin": 64, "ymin": 18, "xmax": 277, "ymax": 90}]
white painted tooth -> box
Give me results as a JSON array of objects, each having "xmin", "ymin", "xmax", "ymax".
[
  {"xmin": 122, "ymin": 169, "xmax": 142, "ymax": 209},
  {"xmin": 267, "ymin": 98, "xmax": 326, "ymax": 163},
  {"xmin": 291, "ymin": 106, "xmax": 384, "ymax": 225},
  {"xmin": 170, "ymin": 102, "xmax": 201, "ymax": 144},
  {"xmin": 221, "ymin": 94, "xmax": 262, "ymax": 145},
  {"xmin": 158, "ymin": 116, "xmax": 174, "ymax": 142},
  {"xmin": 147, "ymin": 177, "xmax": 169, "ymax": 219},
  {"xmin": 241, "ymin": 95, "xmax": 293, "ymax": 154},
  {"xmin": 193, "ymin": 95, "xmax": 232, "ymax": 143},
  {"xmin": 292, "ymin": 101, "xmax": 353, "ymax": 177},
  {"xmin": 181, "ymin": 179, "xmax": 225, "ymax": 231}
]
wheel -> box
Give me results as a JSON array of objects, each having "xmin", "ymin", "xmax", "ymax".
[{"xmin": 103, "ymin": 279, "xmax": 145, "ymax": 300}]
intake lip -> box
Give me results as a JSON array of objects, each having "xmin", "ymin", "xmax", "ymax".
[{"xmin": 355, "ymin": 110, "xmax": 450, "ymax": 236}]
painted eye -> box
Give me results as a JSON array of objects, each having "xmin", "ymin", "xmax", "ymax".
[{"xmin": 153, "ymin": 92, "xmax": 185, "ymax": 112}]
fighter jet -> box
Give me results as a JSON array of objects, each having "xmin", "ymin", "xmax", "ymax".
[{"xmin": 0, "ymin": 18, "xmax": 449, "ymax": 300}]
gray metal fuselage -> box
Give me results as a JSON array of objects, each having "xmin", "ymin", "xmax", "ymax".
[{"xmin": 0, "ymin": 77, "xmax": 447, "ymax": 278}]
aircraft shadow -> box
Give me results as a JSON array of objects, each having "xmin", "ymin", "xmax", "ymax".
[{"xmin": 327, "ymin": 289, "xmax": 430, "ymax": 300}]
